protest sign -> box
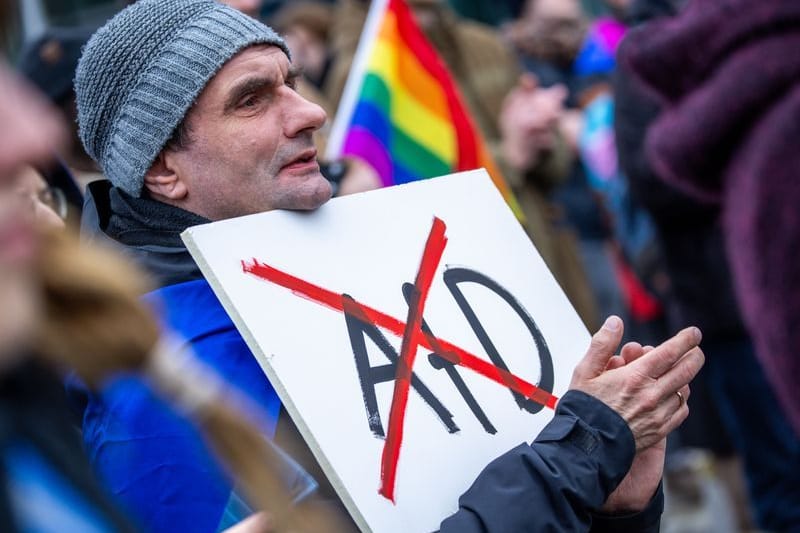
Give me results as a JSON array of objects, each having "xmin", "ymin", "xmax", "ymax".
[{"xmin": 183, "ymin": 170, "xmax": 590, "ymax": 532}]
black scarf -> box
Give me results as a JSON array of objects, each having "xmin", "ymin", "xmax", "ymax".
[{"xmin": 83, "ymin": 181, "xmax": 210, "ymax": 288}]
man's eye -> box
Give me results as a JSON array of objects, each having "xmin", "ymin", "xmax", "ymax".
[{"xmin": 240, "ymin": 95, "xmax": 259, "ymax": 108}]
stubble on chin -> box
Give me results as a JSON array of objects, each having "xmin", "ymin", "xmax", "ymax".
[{"xmin": 293, "ymin": 171, "xmax": 332, "ymax": 210}]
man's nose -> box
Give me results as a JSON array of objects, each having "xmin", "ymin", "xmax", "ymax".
[{"xmin": 285, "ymin": 90, "xmax": 327, "ymax": 138}]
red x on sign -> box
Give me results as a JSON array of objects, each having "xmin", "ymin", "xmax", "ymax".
[{"xmin": 242, "ymin": 217, "xmax": 558, "ymax": 502}]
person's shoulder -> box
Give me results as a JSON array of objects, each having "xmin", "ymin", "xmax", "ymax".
[
  {"xmin": 144, "ymin": 278, "xmax": 238, "ymax": 340},
  {"xmin": 452, "ymin": 18, "xmax": 511, "ymax": 57},
  {"xmin": 450, "ymin": 16, "xmax": 520, "ymax": 91}
]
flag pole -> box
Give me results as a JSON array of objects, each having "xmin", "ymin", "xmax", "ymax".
[{"xmin": 325, "ymin": 0, "xmax": 391, "ymax": 160}]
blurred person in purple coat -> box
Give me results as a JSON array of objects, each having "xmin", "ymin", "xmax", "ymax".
[{"xmin": 619, "ymin": 1, "xmax": 800, "ymax": 528}]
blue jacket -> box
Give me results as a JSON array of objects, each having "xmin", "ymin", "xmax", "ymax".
[
  {"xmin": 75, "ymin": 181, "xmax": 662, "ymax": 532},
  {"xmin": 75, "ymin": 279, "xmax": 284, "ymax": 532},
  {"xmin": 73, "ymin": 183, "xmax": 292, "ymax": 531}
]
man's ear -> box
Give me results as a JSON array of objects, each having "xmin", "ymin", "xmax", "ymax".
[{"xmin": 143, "ymin": 151, "xmax": 188, "ymax": 201}]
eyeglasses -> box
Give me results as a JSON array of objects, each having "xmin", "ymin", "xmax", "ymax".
[
  {"xmin": 36, "ymin": 185, "xmax": 68, "ymax": 220},
  {"xmin": 16, "ymin": 184, "xmax": 69, "ymax": 221}
]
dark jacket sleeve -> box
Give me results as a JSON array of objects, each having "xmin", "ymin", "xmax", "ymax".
[{"xmin": 437, "ymin": 390, "xmax": 663, "ymax": 532}]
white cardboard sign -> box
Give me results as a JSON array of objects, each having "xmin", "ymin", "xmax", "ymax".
[{"xmin": 182, "ymin": 170, "xmax": 590, "ymax": 532}]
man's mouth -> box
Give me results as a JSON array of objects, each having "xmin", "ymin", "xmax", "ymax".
[{"xmin": 281, "ymin": 149, "xmax": 319, "ymax": 171}]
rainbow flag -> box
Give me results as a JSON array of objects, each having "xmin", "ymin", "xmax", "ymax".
[{"xmin": 326, "ymin": 0, "xmax": 523, "ymax": 221}]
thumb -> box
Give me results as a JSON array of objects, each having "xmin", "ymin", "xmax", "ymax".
[{"xmin": 579, "ymin": 316, "xmax": 624, "ymax": 377}]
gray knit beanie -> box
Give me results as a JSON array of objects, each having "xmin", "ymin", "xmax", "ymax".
[{"xmin": 75, "ymin": 0, "xmax": 290, "ymax": 197}]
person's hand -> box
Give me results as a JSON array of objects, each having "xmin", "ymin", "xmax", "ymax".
[
  {"xmin": 601, "ymin": 342, "xmax": 670, "ymax": 512},
  {"xmin": 337, "ymin": 156, "xmax": 381, "ymax": 196},
  {"xmin": 558, "ymin": 109, "xmax": 583, "ymax": 153},
  {"xmin": 604, "ymin": 436, "xmax": 666, "ymax": 512},
  {"xmin": 499, "ymin": 74, "xmax": 567, "ymax": 171},
  {"xmin": 569, "ymin": 316, "xmax": 703, "ymax": 450}
]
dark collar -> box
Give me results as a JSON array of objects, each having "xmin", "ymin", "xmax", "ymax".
[
  {"xmin": 106, "ymin": 186, "xmax": 209, "ymax": 248},
  {"xmin": 82, "ymin": 181, "xmax": 210, "ymax": 288}
]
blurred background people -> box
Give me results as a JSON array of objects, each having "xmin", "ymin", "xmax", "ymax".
[
  {"xmin": 622, "ymin": 0, "xmax": 800, "ymax": 441},
  {"xmin": 617, "ymin": 0, "xmax": 800, "ymax": 530},
  {"xmin": 17, "ymin": 26, "xmax": 103, "ymax": 190},
  {"xmin": 507, "ymin": 0, "xmax": 636, "ymax": 337},
  {"xmin": 4, "ymin": 0, "xmax": 799, "ymax": 530},
  {"xmin": 0, "ymin": 7, "xmax": 137, "ymax": 527},
  {"xmin": 9, "ymin": 27, "xmax": 106, "ymax": 227}
]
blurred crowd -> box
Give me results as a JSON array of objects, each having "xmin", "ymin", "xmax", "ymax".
[{"xmin": 0, "ymin": 0, "xmax": 798, "ymax": 532}]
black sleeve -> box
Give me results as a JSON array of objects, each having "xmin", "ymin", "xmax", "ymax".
[{"xmin": 438, "ymin": 390, "xmax": 661, "ymax": 532}]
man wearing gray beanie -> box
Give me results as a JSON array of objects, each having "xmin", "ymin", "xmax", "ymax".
[
  {"xmin": 72, "ymin": 1, "xmax": 699, "ymax": 532},
  {"xmin": 73, "ymin": 1, "xmax": 335, "ymax": 532},
  {"xmin": 75, "ymin": 0, "xmax": 330, "ymax": 212}
]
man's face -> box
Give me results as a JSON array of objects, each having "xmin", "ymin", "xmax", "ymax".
[
  {"xmin": 0, "ymin": 62, "xmax": 64, "ymax": 363},
  {"xmin": 604, "ymin": 0, "xmax": 632, "ymax": 12},
  {"xmin": 526, "ymin": 0, "xmax": 582, "ymax": 22},
  {"xmin": 165, "ymin": 45, "xmax": 331, "ymax": 221},
  {"xmin": 220, "ymin": 0, "xmax": 262, "ymax": 18}
]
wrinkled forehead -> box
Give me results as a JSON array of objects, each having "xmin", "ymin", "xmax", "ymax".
[
  {"xmin": 220, "ymin": 43, "xmax": 290, "ymax": 75},
  {"xmin": 199, "ymin": 44, "xmax": 290, "ymax": 99}
]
